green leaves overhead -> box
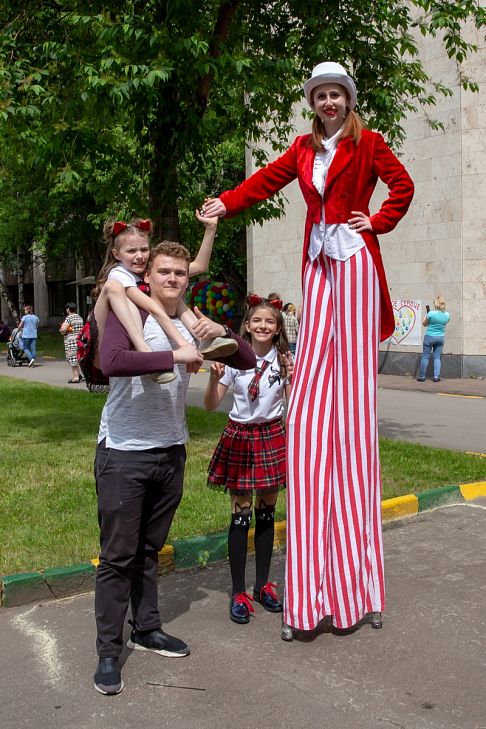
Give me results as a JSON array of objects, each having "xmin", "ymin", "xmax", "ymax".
[{"xmin": 0, "ymin": 0, "xmax": 484, "ymax": 284}]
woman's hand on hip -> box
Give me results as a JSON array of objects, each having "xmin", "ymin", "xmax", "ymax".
[{"xmin": 348, "ymin": 211, "xmax": 373, "ymax": 233}]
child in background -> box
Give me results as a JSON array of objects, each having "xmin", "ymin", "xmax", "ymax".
[
  {"xmin": 204, "ymin": 296, "xmax": 293, "ymax": 624},
  {"xmin": 93, "ymin": 212, "xmax": 237, "ymax": 383}
]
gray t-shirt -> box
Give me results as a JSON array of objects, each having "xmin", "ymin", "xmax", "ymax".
[{"xmin": 98, "ymin": 315, "xmax": 193, "ymax": 450}]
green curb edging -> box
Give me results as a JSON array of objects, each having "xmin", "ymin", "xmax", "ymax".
[
  {"xmin": 416, "ymin": 484, "xmax": 461, "ymax": 511},
  {"xmin": 1, "ymin": 563, "xmax": 96, "ymax": 608},
  {"xmin": 1, "ymin": 482, "xmax": 484, "ymax": 609}
]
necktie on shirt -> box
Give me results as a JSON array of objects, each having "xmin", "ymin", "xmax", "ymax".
[{"xmin": 248, "ymin": 360, "xmax": 270, "ymax": 401}]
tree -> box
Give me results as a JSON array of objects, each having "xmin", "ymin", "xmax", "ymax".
[{"xmin": 0, "ymin": 0, "xmax": 484, "ymax": 274}]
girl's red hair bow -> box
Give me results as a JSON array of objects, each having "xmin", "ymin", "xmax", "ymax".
[
  {"xmin": 246, "ymin": 294, "xmax": 283, "ymax": 310},
  {"xmin": 113, "ymin": 219, "xmax": 151, "ymax": 237}
]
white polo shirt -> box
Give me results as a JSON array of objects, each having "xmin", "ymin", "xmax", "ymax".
[{"xmin": 221, "ymin": 346, "xmax": 289, "ymax": 424}]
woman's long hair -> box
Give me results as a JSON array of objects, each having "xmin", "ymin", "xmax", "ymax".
[
  {"xmin": 91, "ymin": 218, "xmax": 153, "ymax": 300},
  {"xmin": 434, "ymin": 297, "xmax": 446, "ymax": 312},
  {"xmin": 240, "ymin": 302, "xmax": 290, "ymax": 378}
]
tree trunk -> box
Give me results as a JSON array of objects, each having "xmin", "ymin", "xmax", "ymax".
[
  {"xmin": 0, "ymin": 278, "xmax": 20, "ymax": 323},
  {"xmin": 17, "ymin": 267, "xmax": 24, "ymax": 313},
  {"xmin": 148, "ymin": 85, "xmax": 181, "ymax": 241}
]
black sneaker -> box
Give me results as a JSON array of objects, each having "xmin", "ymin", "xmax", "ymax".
[
  {"xmin": 127, "ymin": 627, "xmax": 190, "ymax": 657},
  {"xmin": 94, "ymin": 656, "xmax": 123, "ymax": 695}
]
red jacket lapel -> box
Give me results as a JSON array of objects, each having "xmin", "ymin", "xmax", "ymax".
[{"xmin": 324, "ymin": 137, "xmax": 355, "ymax": 195}]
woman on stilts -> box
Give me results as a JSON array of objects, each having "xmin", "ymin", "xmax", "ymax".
[{"xmin": 202, "ymin": 62, "xmax": 414, "ymax": 635}]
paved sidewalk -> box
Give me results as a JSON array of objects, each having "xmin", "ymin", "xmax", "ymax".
[
  {"xmin": 0, "ymin": 503, "xmax": 484, "ymax": 729},
  {"xmin": 2, "ymin": 352, "xmax": 485, "ymax": 401}
]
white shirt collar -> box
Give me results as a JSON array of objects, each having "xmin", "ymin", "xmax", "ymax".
[{"xmin": 321, "ymin": 125, "xmax": 344, "ymax": 152}]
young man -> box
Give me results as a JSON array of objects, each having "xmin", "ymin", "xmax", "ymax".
[
  {"xmin": 93, "ymin": 241, "xmax": 256, "ymax": 695},
  {"xmin": 17, "ymin": 305, "xmax": 39, "ymax": 365}
]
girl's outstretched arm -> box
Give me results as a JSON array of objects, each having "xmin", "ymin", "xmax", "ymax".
[
  {"xmin": 204, "ymin": 362, "xmax": 228, "ymax": 411},
  {"xmin": 188, "ymin": 210, "xmax": 218, "ymax": 277}
]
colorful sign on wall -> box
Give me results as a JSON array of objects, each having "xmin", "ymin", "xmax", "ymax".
[{"xmin": 390, "ymin": 299, "xmax": 422, "ymax": 345}]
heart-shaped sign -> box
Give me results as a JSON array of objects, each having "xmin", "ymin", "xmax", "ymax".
[{"xmin": 392, "ymin": 305, "xmax": 416, "ymax": 344}]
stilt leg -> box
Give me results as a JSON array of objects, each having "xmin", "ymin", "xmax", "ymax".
[{"xmin": 371, "ymin": 611, "xmax": 382, "ymax": 629}]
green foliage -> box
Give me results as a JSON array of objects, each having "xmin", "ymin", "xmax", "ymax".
[{"xmin": 0, "ymin": 0, "xmax": 484, "ymax": 295}]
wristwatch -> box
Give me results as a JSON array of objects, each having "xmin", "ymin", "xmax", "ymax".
[{"xmin": 221, "ymin": 324, "xmax": 232, "ymax": 338}]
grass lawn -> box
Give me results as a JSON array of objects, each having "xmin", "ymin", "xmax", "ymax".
[{"xmin": 1, "ymin": 376, "xmax": 485, "ymax": 575}]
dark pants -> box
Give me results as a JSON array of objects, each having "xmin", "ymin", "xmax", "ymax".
[{"xmin": 94, "ymin": 440, "xmax": 186, "ymax": 657}]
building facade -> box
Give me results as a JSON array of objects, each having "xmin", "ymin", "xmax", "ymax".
[{"xmin": 246, "ymin": 33, "xmax": 486, "ymax": 377}]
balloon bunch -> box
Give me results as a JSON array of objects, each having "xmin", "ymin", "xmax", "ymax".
[{"xmin": 189, "ymin": 280, "xmax": 237, "ymax": 327}]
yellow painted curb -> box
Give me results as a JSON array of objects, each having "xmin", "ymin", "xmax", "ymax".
[
  {"xmin": 459, "ymin": 481, "xmax": 486, "ymax": 500},
  {"xmin": 382, "ymin": 494, "xmax": 418, "ymax": 522},
  {"xmin": 158, "ymin": 544, "xmax": 175, "ymax": 574},
  {"xmin": 274, "ymin": 520, "xmax": 286, "ymax": 549},
  {"xmin": 91, "ymin": 544, "xmax": 175, "ymax": 573}
]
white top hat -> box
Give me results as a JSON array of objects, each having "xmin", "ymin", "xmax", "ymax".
[{"xmin": 303, "ymin": 62, "xmax": 357, "ymax": 110}]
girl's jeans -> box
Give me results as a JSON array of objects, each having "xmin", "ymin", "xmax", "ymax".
[{"xmin": 418, "ymin": 335, "xmax": 445, "ymax": 379}]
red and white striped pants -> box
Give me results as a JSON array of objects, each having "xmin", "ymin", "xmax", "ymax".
[{"xmin": 285, "ymin": 246, "xmax": 385, "ymax": 630}]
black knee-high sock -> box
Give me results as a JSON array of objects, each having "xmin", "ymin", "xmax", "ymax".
[
  {"xmin": 254, "ymin": 505, "xmax": 275, "ymax": 592},
  {"xmin": 228, "ymin": 509, "xmax": 252, "ymax": 595}
]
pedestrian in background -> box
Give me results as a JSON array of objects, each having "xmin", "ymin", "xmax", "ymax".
[
  {"xmin": 0, "ymin": 320, "xmax": 11, "ymax": 342},
  {"xmin": 17, "ymin": 305, "xmax": 39, "ymax": 366},
  {"xmin": 417, "ymin": 297, "xmax": 450, "ymax": 383},
  {"xmin": 59, "ymin": 302, "xmax": 84, "ymax": 383},
  {"xmin": 282, "ymin": 303, "xmax": 299, "ymax": 355}
]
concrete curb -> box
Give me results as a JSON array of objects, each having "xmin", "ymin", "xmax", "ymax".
[{"xmin": 2, "ymin": 481, "xmax": 485, "ymax": 609}]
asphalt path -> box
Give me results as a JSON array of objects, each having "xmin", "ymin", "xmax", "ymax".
[{"xmin": 0, "ymin": 503, "xmax": 484, "ymax": 729}]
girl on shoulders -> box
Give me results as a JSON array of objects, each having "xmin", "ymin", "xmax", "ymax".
[{"xmin": 93, "ymin": 212, "xmax": 236, "ymax": 383}]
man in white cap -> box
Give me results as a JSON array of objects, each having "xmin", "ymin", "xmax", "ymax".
[{"xmin": 203, "ymin": 62, "xmax": 414, "ymax": 636}]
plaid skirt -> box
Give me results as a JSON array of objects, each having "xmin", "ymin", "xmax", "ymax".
[{"xmin": 208, "ymin": 418, "xmax": 286, "ymax": 494}]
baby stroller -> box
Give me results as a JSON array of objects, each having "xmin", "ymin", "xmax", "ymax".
[{"xmin": 7, "ymin": 327, "xmax": 29, "ymax": 367}]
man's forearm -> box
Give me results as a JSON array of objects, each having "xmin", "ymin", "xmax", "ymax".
[{"xmin": 100, "ymin": 311, "xmax": 174, "ymax": 377}]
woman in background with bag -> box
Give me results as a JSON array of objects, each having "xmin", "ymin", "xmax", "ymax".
[{"xmin": 60, "ymin": 302, "xmax": 84, "ymax": 383}]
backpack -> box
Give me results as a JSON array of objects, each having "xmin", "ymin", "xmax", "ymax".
[{"xmin": 76, "ymin": 311, "xmax": 110, "ymax": 393}]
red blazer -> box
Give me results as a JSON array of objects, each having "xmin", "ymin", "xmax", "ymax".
[{"xmin": 220, "ymin": 130, "xmax": 414, "ymax": 341}]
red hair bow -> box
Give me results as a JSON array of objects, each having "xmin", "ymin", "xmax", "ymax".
[
  {"xmin": 246, "ymin": 294, "xmax": 283, "ymax": 310},
  {"xmin": 113, "ymin": 219, "xmax": 151, "ymax": 237}
]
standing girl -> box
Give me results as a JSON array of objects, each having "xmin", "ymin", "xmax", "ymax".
[
  {"xmin": 203, "ymin": 62, "xmax": 414, "ymax": 635},
  {"xmin": 93, "ymin": 212, "xmax": 237, "ymax": 383},
  {"xmin": 204, "ymin": 297, "xmax": 292, "ymax": 624}
]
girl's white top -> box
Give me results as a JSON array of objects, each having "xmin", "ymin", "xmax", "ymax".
[
  {"xmin": 108, "ymin": 263, "xmax": 141, "ymax": 288},
  {"xmin": 308, "ymin": 125, "xmax": 365, "ymax": 262},
  {"xmin": 221, "ymin": 346, "xmax": 289, "ymax": 424}
]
